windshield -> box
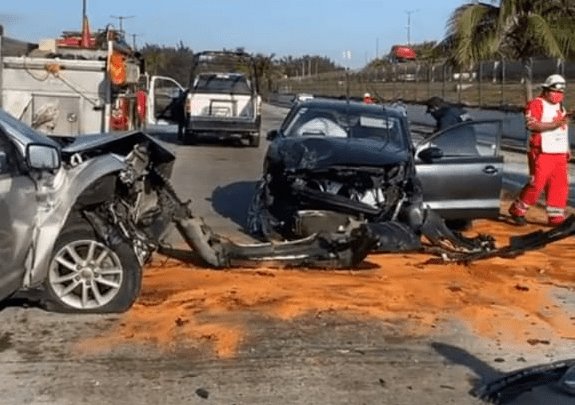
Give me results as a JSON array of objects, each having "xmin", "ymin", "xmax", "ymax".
[
  {"xmin": 193, "ymin": 74, "xmax": 252, "ymax": 95},
  {"xmin": 282, "ymin": 106, "xmax": 407, "ymax": 149},
  {"xmin": 0, "ymin": 109, "xmax": 54, "ymax": 152}
]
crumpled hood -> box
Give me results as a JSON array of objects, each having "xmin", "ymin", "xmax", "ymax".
[
  {"xmin": 277, "ymin": 136, "xmax": 411, "ymax": 170},
  {"xmin": 59, "ymin": 131, "xmax": 176, "ymax": 164}
]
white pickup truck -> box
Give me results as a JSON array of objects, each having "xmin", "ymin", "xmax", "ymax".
[{"xmin": 148, "ymin": 51, "xmax": 262, "ymax": 147}]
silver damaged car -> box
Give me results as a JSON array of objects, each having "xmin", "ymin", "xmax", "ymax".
[{"xmin": 0, "ymin": 109, "xmax": 176, "ymax": 313}]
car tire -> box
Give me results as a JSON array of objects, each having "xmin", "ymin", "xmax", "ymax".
[
  {"xmin": 42, "ymin": 220, "xmax": 142, "ymax": 314},
  {"xmin": 249, "ymin": 133, "xmax": 260, "ymax": 148}
]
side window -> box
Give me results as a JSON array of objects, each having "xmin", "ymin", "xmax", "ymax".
[
  {"xmin": 0, "ymin": 132, "xmax": 18, "ymax": 176},
  {"xmin": 424, "ymin": 121, "xmax": 501, "ymax": 157}
]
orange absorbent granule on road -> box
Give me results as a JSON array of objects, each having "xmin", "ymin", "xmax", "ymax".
[{"xmin": 80, "ymin": 202, "xmax": 575, "ymax": 358}]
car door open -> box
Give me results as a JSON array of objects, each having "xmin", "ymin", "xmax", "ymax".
[
  {"xmin": 147, "ymin": 75, "xmax": 186, "ymax": 126},
  {"xmin": 414, "ymin": 119, "xmax": 504, "ymax": 221}
]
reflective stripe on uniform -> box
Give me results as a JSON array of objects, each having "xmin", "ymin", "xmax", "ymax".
[{"xmin": 546, "ymin": 206, "xmax": 565, "ymax": 217}]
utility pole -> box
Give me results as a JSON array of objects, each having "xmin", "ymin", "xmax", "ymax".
[
  {"xmin": 376, "ymin": 37, "xmax": 379, "ymax": 59},
  {"xmin": 131, "ymin": 33, "xmax": 142, "ymax": 50},
  {"xmin": 110, "ymin": 15, "xmax": 135, "ymax": 33},
  {"xmin": 405, "ymin": 9, "xmax": 418, "ymax": 45}
]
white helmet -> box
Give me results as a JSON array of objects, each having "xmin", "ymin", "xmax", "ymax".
[
  {"xmin": 542, "ymin": 74, "xmax": 566, "ymax": 92},
  {"xmin": 364, "ymin": 92, "xmax": 371, "ymax": 98}
]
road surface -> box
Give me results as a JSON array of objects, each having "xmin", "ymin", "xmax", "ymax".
[{"xmin": 0, "ymin": 104, "xmax": 573, "ymax": 405}]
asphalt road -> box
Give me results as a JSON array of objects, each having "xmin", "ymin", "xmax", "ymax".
[{"xmin": 0, "ymin": 104, "xmax": 572, "ymax": 405}]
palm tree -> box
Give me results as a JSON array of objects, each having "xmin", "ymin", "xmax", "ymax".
[{"xmin": 445, "ymin": 0, "xmax": 575, "ymax": 101}]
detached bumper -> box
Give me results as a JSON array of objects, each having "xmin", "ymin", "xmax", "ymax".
[
  {"xmin": 166, "ymin": 216, "xmax": 377, "ymax": 269},
  {"xmin": 186, "ymin": 116, "xmax": 261, "ymax": 134}
]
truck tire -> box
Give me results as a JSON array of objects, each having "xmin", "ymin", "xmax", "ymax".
[
  {"xmin": 248, "ymin": 133, "xmax": 260, "ymax": 148},
  {"xmin": 42, "ymin": 220, "xmax": 142, "ymax": 314}
]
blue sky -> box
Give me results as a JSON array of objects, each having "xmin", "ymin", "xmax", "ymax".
[{"xmin": 1, "ymin": 0, "xmax": 469, "ymax": 68}]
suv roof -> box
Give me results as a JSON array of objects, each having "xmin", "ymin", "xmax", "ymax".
[{"xmin": 296, "ymin": 98, "xmax": 406, "ymax": 119}]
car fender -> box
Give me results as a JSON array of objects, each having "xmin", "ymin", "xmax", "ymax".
[{"xmin": 25, "ymin": 154, "xmax": 126, "ymax": 288}]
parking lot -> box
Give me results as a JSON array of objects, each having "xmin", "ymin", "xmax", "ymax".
[{"xmin": 0, "ymin": 103, "xmax": 574, "ymax": 405}]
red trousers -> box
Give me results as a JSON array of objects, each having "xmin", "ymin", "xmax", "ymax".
[{"xmin": 511, "ymin": 148, "xmax": 569, "ymax": 223}]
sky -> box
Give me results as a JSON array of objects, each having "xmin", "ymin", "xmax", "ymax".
[{"xmin": 0, "ymin": 0, "xmax": 469, "ymax": 68}]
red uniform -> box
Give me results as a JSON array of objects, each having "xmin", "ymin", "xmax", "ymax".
[{"xmin": 509, "ymin": 95, "xmax": 570, "ymax": 225}]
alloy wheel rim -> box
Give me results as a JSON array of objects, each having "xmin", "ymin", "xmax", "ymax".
[{"xmin": 48, "ymin": 239, "xmax": 123, "ymax": 310}]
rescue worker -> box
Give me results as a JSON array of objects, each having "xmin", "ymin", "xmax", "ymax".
[
  {"xmin": 508, "ymin": 74, "xmax": 571, "ymax": 226},
  {"xmin": 425, "ymin": 96, "xmax": 472, "ymax": 131},
  {"xmin": 425, "ymin": 96, "xmax": 478, "ymax": 155},
  {"xmin": 363, "ymin": 92, "xmax": 374, "ymax": 104}
]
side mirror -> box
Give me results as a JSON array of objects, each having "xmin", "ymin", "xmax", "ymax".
[
  {"xmin": 266, "ymin": 129, "xmax": 279, "ymax": 141},
  {"xmin": 417, "ymin": 146, "xmax": 443, "ymax": 163},
  {"xmin": 26, "ymin": 143, "xmax": 61, "ymax": 171}
]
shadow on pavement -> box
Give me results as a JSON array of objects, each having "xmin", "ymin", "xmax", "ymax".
[
  {"xmin": 146, "ymin": 129, "xmax": 249, "ymax": 148},
  {"xmin": 432, "ymin": 342, "xmax": 574, "ymax": 404},
  {"xmin": 0, "ymin": 294, "xmax": 43, "ymax": 313},
  {"xmin": 211, "ymin": 181, "xmax": 258, "ymax": 231}
]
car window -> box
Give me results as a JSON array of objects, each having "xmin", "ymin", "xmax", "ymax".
[
  {"xmin": 193, "ymin": 74, "xmax": 251, "ymax": 95},
  {"xmin": 421, "ymin": 121, "xmax": 501, "ymax": 157},
  {"xmin": 283, "ymin": 106, "xmax": 407, "ymax": 149},
  {"xmin": 349, "ymin": 115, "xmax": 404, "ymax": 146},
  {"xmin": 0, "ymin": 131, "xmax": 18, "ymax": 176}
]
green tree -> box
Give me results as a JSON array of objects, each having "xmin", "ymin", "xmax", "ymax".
[{"xmin": 445, "ymin": 0, "xmax": 575, "ymax": 101}]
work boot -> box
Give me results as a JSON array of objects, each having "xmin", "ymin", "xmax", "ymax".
[
  {"xmin": 548, "ymin": 216, "xmax": 565, "ymax": 227},
  {"xmin": 508, "ymin": 200, "xmax": 528, "ymax": 226},
  {"xmin": 509, "ymin": 214, "xmax": 527, "ymax": 226}
]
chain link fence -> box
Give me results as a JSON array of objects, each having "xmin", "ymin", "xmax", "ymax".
[{"xmin": 276, "ymin": 58, "xmax": 575, "ymax": 110}]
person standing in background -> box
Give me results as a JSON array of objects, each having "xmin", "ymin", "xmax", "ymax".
[
  {"xmin": 363, "ymin": 92, "xmax": 374, "ymax": 104},
  {"xmin": 508, "ymin": 74, "xmax": 572, "ymax": 226}
]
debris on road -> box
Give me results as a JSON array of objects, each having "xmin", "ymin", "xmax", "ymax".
[{"xmin": 78, "ymin": 203, "xmax": 575, "ymax": 359}]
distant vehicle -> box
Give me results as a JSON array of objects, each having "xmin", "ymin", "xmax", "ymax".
[
  {"xmin": 389, "ymin": 45, "xmax": 417, "ymax": 63},
  {"xmin": 247, "ymin": 98, "xmax": 504, "ymax": 247},
  {"xmin": 148, "ymin": 51, "xmax": 262, "ymax": 147},
  {"xmin": 294, "ymin": 93, "xmax": 314, "ymax": 103}
]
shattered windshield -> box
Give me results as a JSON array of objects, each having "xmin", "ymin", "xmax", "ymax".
[{"xmin": 283, "ymin": 106, "xmax": 407, "ymax": 149}]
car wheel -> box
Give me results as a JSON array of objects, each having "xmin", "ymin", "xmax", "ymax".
[
  {"xmin": 43, "ymin": 221, "xmax": 142, "ymax": 313},
  {"xmin": 248, "ymin": 133, "xmax": 260, "ymax": 148}
]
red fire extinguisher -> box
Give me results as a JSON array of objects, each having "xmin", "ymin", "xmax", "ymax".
[
  {"xmin": 110, "ymin": 96, "xmax": 129, "ymax": 131},
  {"xmin": 136, "ymin": 89, "xmax": 147, "ymax": 126}
]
